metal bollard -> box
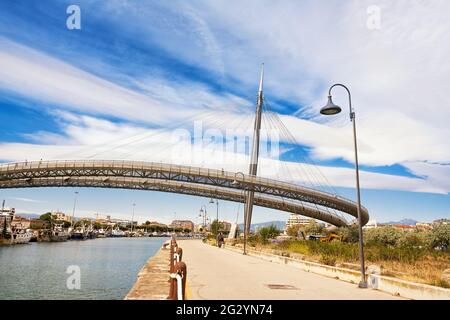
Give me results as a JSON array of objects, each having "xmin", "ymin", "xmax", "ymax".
[
  {"xmin": 176, "ymin": 247, "xmax": 183, "ymax": 262},
  {"xmin": 169, "ymin": 261, "xmax": 187, "ymax": 300},
  {"xmin": 167, "ymin": 237, "xmax": 178, "ymax": 299}
]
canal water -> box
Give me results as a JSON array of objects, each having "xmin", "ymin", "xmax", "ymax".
[{"xmin": 0, "ymin": 237, "xmax": 166, "ymax": 300}]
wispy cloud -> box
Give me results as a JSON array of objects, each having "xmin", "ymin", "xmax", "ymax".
[
  {"xmin": 0, "ymin": 0, "xmax": 449, "ymax": 199},
  {"xmin": 8, "ymin": 197, "xmax": 45, "ymax": 203}
]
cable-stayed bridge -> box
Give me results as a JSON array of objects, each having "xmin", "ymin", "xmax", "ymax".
[{"xmin": 0, "ymin": 66, "xmax": 369, "ymax": 228}]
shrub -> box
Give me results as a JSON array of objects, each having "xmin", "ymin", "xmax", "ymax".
[
  {"xmin": 364, "ymin": 226, "xmax": 403, "ymax": 246},
  {"xmin": 430, "ymin": 224, "xmax": 450, "ymax": 250},
  {"xmin": 258, "ymin": 225, "xmax": 281, "ymax": 244},
  {"xmin": 286, "ymin": 225, "xmax": 302, "ymax": 237},
  {"xmin": 319, "ymin": 254, "xmax": 337, "ymax": 266},
  {"xmin": 397, "ymin": 230, "xmax": 431, "ymax": 249},
  {"xmin": 337, "ymin": 226, "xmax": 359, "ymax": 243},
  {"xmin": 303, "ymin": 221, "xmax": 324, "ymax": 235}
]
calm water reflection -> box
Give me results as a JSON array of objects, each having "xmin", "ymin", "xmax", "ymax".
[{"xmin": 0, "ymin": 237, "xmax": 166, "ymax": 300}]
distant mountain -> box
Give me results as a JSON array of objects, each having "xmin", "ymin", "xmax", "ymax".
[
  {"xmin": 386, "ymin": 218, "xmax": 418, "ymax": 226},
  {"xmin": 239, "ymin": 220, "xmax": 285, "ymax": 231},
  {"xmin": 15, "ymin": 213, "xmax": 40, "ymax": 219}
]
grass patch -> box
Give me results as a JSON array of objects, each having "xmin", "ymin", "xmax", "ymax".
[{"xmin": 269, "ymin": 240, "xmax": 450, "ymax": 287}]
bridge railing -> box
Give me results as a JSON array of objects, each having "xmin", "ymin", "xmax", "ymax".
[
  {"xmin": 0, "ymin": 159, "xmax": 361, "ymax": 205},
  {"xmin": 0, "ymin": 159, "xmax": 368, "ymax": 223}
]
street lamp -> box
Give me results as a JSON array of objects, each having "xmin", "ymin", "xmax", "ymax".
[
  {"xmin": 199, "ymin": 205, "xmax": 208, "ymax": 230},
  {"xmin": 210, "ymin": 198, "xmax": 219, "ymax": 233},
  {"xmin": 231, "ymin": 171, "xmax": 249, "ymax": 255},
  {"xmin": 320, "ymin": 83, "xmax": 367, "ymax": 288}
]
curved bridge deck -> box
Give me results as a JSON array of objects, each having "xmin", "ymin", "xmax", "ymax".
[{"xmin": 0, "ymin": 160, "xmax": 369, "ymax": 227}]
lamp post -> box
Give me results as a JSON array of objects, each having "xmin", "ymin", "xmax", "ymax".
[
  {"xmin": 209, "ymin": 198, "xmax": 219, "ymax": 233},
  {"xmin": 199, "ymin": 205, "xmax": 208, "ymax": 231},
  {"xmin": 319, "ymin": 83, "xmax": 367, "ymax": 288},
  {"xmin": 231, "ymin": 171, "xmax": 249, "ymax": 255}
]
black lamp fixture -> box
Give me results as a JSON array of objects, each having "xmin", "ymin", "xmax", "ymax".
[{"xmin": 320, "ymin": 95, "xmax": 342, "ymax": 115}]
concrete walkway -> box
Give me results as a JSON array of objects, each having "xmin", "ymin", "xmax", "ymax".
[{"xmin": 179, "ymin": 240, "xmax": 403, "ymax": 300}]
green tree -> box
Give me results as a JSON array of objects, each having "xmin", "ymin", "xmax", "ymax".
[
  {"xmin": 286, "ymin": 225, "xmax": 299, "ymax": 237},
  {"xmin": 258, "ymin": 225, "xmax": 280, "ymax": 244},
  {"xmin": 286, "ymin": 225, "xmax": 305, "ymax": 238},
  {"xmin": 304, "ymin": 221, "xmax": 324, "ymax": 235},
  {"xmin": 39, "ymin": 212, "xmax": 53, "ymax": 222},
  {"xmin": 210, "ymin": 219, "xmax": 223, "ymax": 236},
  {"xmin": 338, "ymin": 226, "xmax": 360, "ymax": 243}
]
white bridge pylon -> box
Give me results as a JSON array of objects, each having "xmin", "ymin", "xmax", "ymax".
[{"xmin": 0, "ymin": 160, "xmax": 369, "ymax": 227}]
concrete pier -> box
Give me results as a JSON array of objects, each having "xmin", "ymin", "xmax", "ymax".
[{"xmin": 125, "ymin": 246, "xmax": 170, "ymax": 300}]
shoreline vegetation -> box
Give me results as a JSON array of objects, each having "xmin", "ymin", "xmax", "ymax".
[{"xmin": 207, "ymin": 223, "xmax": 450, "ymax": 288}]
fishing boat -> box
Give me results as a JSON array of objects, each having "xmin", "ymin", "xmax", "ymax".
[
  {"xmin": 71, "ymin": 224, "xmax": 88, "ymax": 240},
  {"xmin": 51, "ymin": 223, "xmax": 70, "ymax": 242},
  {"xmin": 111, "ymin": 227, "xmax": 125, "ymax": 237},
  {"xmin": 0, "ymin": 206, "xmax": 14, "ymax": 245},
  {"xmin": 97, "ymin": 229, "xmax": 105, "ymax": 237},
  {"xmin": 11, "ymin": 229, "xmax": 33, "ymax": 244},
  {"xmin": 86, "ymin": 225, "xmax": 97, "ymax": 239}
]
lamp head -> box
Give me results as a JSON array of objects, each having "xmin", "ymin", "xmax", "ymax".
[
  {"xmin": 209, "ymin": 198, "xmax": 215, "ymax": 204},
  {"xmin": 320, "ymin": 95, "xmax": 342, "ymax": 115}
]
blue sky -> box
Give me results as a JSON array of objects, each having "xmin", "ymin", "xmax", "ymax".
[{"xmin": 0, "ymin": 0, "xmax": 449, "ymax": 224}]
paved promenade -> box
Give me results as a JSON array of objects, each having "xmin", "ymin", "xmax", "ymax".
[{"xmin": 179, "ymin": 240, "xmax": 402, "ymax": 300}]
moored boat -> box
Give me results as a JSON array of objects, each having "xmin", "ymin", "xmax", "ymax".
[
  {"xmin": 51, "ymin": 223, "xmax": 70, "ymax": 242},
  {"xmin": 11, "ymin": 229, "xmax": 33, "ymax": 244},
  {"xmin": 111, "ymin": 227, "xmax": 125, "ymax": 237},
  {"xmin": 71, "ymin": 224, "xmax": 88, "ymax": 240}
]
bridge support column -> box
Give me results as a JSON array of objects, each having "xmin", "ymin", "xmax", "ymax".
[{"xmin": 243, "ymin": 64, "xmax": 264, "ymax": 248}]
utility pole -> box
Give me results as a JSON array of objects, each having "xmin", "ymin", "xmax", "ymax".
[
  {"xmin": 71, "ymin": 191, "xmax": 79, "ymax": 228},
  {"xmin": 243, "ymin": 64, "xmax": 264, "ymax": 254},
  {"xmin": 131, "ymin": 203, "xmax": 136, "ymax": 232}
]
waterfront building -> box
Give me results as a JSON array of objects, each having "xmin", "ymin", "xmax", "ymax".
[
  {"xmin": 170, "ymin": 220, "xmax": 194, "ymax": 232},
  {"xmin": 363, "ymin": 219, "xmax": 378, "ymax": 229},
  {"xmin": 109, "ymin": 218, "xmax": 136, "ymax": 227},
  {"xmin": 391, "ymin": 224, "xmax": 416, "ymax": 231},
  {"xmin": 285, "ymin": 213, "xmax": 315, "ymax": 230},
  {"xmin": 30, "ymin": 219, "xmax": 50, "ymax": 229},
  {"xmin": 220, "ymin": 221, "xmax": 232, "ymax": 232},
  {"xmin": 11, "ymin": 216, "xmax": 31, "ymax": 230},
  {"xmin": 433, "ymin": 219, "xmax": 449, "ymax": 225},
  {"xmin": 143, "ymin": 221, "xmax": 167, "ymax": 229},
  {"xmin": 51, "ymin": 211, "xmax": 72, "ymax": 223},
  {"xmin": 416, "ymin": 222, "xmax": 433, "ymax": 230}
]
